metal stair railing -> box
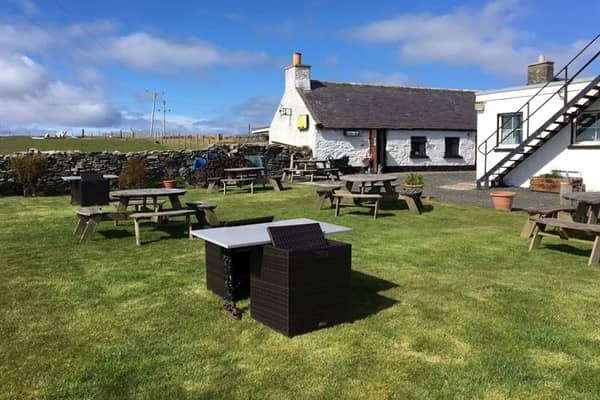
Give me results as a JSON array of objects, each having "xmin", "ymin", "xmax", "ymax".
[{"xmin": 477, "ymin": 33, "xmax": 600, "ymax": 188}]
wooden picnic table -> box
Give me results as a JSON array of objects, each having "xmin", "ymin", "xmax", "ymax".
[
  {"xmin": 339, "ymin": 174, "xmax": 397, "ymax": 194},
  {"xmin": 562, "ymin": 191, "xmax": 600, "ymax": 224},
  {"xmin": 223, "ymin": 167, "xmax": 265, "ymax": 177},
  {"xmin": 111, "ymin": 188, "xmax": 187, "ymax": 212}
]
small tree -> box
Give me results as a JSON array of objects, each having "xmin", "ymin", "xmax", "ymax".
[
  {"xmin": 119, "ymin": 159, "xmax": 146, "ymax": 189},
  {"xmin": 8, "ymin": 153, "xmax": 48, "ymax": 196}
]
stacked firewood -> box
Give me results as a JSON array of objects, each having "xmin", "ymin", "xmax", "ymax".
[{"xmin": 193, "ymin": 154, "xmax": 254, "ymax": 187}]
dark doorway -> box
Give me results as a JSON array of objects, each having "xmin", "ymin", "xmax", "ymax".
[{"xmin": 368, "ymin": 129, "xmax": 387, "ymax": 172}]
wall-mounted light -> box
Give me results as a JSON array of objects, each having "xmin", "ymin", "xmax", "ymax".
[{"xmin": 279, "ymin": 106, "xmax": 292, "ymax": 116}]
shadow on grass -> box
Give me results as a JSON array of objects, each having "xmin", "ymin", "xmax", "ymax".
[
  {"xmin": 351, "ymin": 270, "xmax": 398, "ymax": 322},
  {"xmin": 99, "ymin": 229, "xmax": 133, "ymax": 239},
  {"xmin": 544, "ymin": 243, "xmax": 591, "ymax": 258}
]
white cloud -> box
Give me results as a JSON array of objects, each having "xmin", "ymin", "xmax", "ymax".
[
  {"xmin": 344, "ymin": 0, "xmax": 538, "ymax": 78},
  {"xmin": 0, "ymin": 53, "xmax": 121, "ymax": 128},
  {"xmin": 0, "ymin": 23, "xmax": 52, "ymax": 52},
  {"xmin": 357, "ymin": 71, "xmax": 408, "ymax": 86},
  {"xmin": 7, "ymin": 0, "xmax": 38, "ymax": 16},
  {"xmin": 97, "ymin": 32, "xmax": 269, "ymax": 74}
]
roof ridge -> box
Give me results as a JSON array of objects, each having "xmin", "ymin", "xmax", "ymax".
[{"xmin": 311, "ymin": 79, "xmax": 476, "ymax": 93}]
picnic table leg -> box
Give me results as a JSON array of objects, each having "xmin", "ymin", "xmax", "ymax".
[
  {"xmin": 74, "ymin": 215, "xmax": 88, "ymax": 238},
  {"xmin": 588, "ymin": 205, "xmax": 600, "ymax": 224},
  {"xmin": 133, "ymin": 218, "xmax": 142, "ymax": 246},
  {"xmin": 250, "ymin": 182, "xmax": 254, "ymax": 194},
  {"xmin": 335, "ymin": 196, "xmax": 341, "ymax": 217},
  {"xmin": 383, "ymin": 181, "xmax": 394, "ymax": 193},
  {"xmin": 528, "ymin": 225, "xmax": 544, "ymax": 252},
  {"xmin": 589, "ymin": 235, "xmax": 600, "ymax": 265},
  {"xmin": 169, "ymin": 194, "xmax": 183, "ymax": 209},
  {"xmin": 520, "ymin": 214, "xmax": 539, "ymax": 239},
  {"xmin": 222, "ymin": 250, "xmax": 242, "ymax": 320},
  {"xmin": 373, "ymin": 199, "xmax": 379, "ymax": 219},
  {"xmin": 81, "ymin": 215, "xmax": 102, "ymax": 242}
]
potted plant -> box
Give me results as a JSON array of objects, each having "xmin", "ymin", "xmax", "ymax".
[
  {"xmin": 8, "ymin": 153, "xmax": 48, "ymax": 196},
  {"xmin": 404, "ymin": 173, "xmax": 424, "ymax": 190},
  {"xmin": 529, "ymin": 170, "xmax": 564, "ymax": 193},
  {"xmin": 162, "ymin": 177, "xmax": 176, "ymax": 188},
  {"xmin": 490, "ymin": 190, "xmax": 516, "ymax": 211}
]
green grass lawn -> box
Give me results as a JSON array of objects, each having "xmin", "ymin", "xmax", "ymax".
[
  {"xmin": 1, "ymin": 185, "xmax": 600, "ymax": 399},
  {"xmin": 0, "ymin": 136, "xmax": 169, "ymax": 154}
]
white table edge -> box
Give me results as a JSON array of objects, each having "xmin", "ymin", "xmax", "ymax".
[{"xmin": 190, "ymin": 218, "xmax": 351, "ymax": 249}]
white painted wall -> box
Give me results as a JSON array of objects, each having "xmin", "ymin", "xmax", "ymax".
[
  {"xmin": 313, "ymin": 129, "xmax": 475, "ymax": 167},
  {"xmin": 315, "ymin": 129, "xmax": 370, "ymax": 166},
  {"xmin": 503, "ymin": 97, "xmax": 600, "ymax": 190},
  {"xmin": 269, "ymin": 66, "xmax": 316, "ymax": 150},
  {"xmin": 385, "ymin": 130, "xmax": 475, "ymax": 167},
  {"xmin": 476, "ymin": 78, "xmax": 594, "ymax": 183}
]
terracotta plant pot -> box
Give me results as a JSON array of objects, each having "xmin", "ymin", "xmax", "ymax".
[
  {"xmin": 404, "ymin": 184, "xmax": 424, "ymax": 190},
  {"xmin": 162, "ymin": 179, "xmax": 176, "ymax": 188},
  {"xmin": 490, "ymin": 191, "xmax": 516, "ymax": 211}
]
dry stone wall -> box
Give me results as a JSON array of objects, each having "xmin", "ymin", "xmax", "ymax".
[{"xmin": 0, "ymin": 143, "xmax": 311, "ymax": 196}]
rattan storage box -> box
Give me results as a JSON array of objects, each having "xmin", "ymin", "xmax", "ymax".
[
  {"xmin": 205, "ymin": 241, "xmax": 262, "ymax": 300},
  {"xmin": 250, "ymin": 239, "xmax": 351, "ymax": 337}
]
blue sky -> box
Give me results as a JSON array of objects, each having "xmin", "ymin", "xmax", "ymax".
[{"xmin": 1, "ymin": 0, "xmax": 599, "ymax": 135}]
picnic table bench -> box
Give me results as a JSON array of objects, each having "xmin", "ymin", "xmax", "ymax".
[
  {"xmin": 520, "ymin": 205, "xmax": 576, "ymax": 238},
  {"xmin": 74, "ymin": 207, "xmax": 132, "ymax": 242},
  {"xmin": 397, "ymin": 187, "xmax": 424, "ymax": 215},
  {"xmin": 129, "ymin": 209, "xmax": 196, "ymax": 246},
  {"xmin": 186, "ymin": 201, "xmax": 219, "ymax": 226},
  {"xmin": 332, "ymin": 192, "xmax": 382, "ymax": 219},
  {"xmin": 221, "ymin": 177, "xmax": 255, "ymax": 194},
  {"xmin": 529, "ymin": 217, "xmax": 600, "ymax": 265},
  {"xmin": 315, "ymin": 185, "xmax": 342, "ymax": 209}
]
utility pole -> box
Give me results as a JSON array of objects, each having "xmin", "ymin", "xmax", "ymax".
[
  {"xmin": 158, "ymin": 99, "xmax": 171, "ymax": 140},
  {"xmin": 148, "ymin": 91, "xmax": 158, "ymax": 138}
]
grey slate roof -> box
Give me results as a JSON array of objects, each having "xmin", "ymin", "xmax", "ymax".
[{"xmin": 300, "ymin": 81, "xmax": 476, "ymax": 131}]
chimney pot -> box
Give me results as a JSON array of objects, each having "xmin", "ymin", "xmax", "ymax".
[{"xmin": 293, "ymin": 52, "xmax": 302, "ymax": 66}]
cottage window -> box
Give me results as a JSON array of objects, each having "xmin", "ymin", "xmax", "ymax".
[
  {"xmin": 410, "ymin": 136, "xmax": 427, "ymax": 158},
  {"xmin": 498, "ymin": 113, "xmax": 523, "ymax": 145},
  {"xmin": 575, "ymin": 112, "xmax": 600, "ymax": 143},
  {"xmin": 444, "ymin": 137, "xmax": 461, "ymax": 158}
]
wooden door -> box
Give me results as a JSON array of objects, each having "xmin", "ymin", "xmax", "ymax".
[{"xmin": 369, "ymin": 129, "xmax": 378, "ymax": 172}]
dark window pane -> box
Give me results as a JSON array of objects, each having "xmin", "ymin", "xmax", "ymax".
[
  {"xmin": 411, "ymin": 136, "xmax": 427, "ymax": 158},
  {"xmin": 575, "ymin": 113, "xmax": 600, "ymax": 142},
  {"xmin": 445, "ymin": 137, "xmax": 460, "ymax": 158}
]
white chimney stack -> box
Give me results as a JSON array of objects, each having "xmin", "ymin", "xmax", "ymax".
[{"xmin": 285, "ymin": 52, "xmax": 311, "ymax": 92}]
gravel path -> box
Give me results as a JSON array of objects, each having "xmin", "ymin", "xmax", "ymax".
[{"xmin": 411, "ymin": 171, "xmax": 561, "ymax": 210}]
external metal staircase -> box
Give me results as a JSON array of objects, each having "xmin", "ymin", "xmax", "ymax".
[{"xmin": 477, "ymin": 33, "xmax": 600, "ymax": 189}]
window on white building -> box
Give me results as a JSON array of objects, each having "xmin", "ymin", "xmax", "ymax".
[
  {"xmin": 575, "ymin": 112, "xmax": 600, "ymax": 143},
  {"xmin": 444, "ymin": 137, "xmax": 461, "ymax": 158},
  {"xmin": 498, "ymin": 113, "xmax": 523, "ymax": 145},
  {"xmin": 410, "ymin": 136, "xmax": 427, "ymax": 158}
]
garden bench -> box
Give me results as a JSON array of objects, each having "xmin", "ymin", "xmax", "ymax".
[
  {"xmin": 186, "ymin": 201, "xmax": 219, "ymax": 226},
  {"xmin": 74, "ymin": 207, "xmax": 132, "ymax": 242},
  {"xmin": 529, "ymin": 217, "xmax": 600, "ymax": 265},
  {"xmin": 332, "ymin": 192, "xmax": 382, "ymax": 219},
  {"xmin": 520, "ymin": 205, "xmax": 576, "ymax": 239},
  {"xmin": 397, "ymin": 188, "xmax": 424, "ymax": 215},
  {"xmin": 267, "ymin": 175, "xmax": 284, "ymax": 192},
  {"xmin": 129, "ymin": 209, "xmax": 195, "ymax": 246},
  {"xmin": 315, "ymin": 185, "xmax": 341, "ymax": 209},
  {"xmin": 207, "ymin": 177, "xmax": 222, "ymax": 193},
  {"xmin": 221, "ymin": 177, "xmax": 255, "ymax": 195}
]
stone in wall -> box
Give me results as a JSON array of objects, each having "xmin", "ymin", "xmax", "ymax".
[{"xmin": 0, "ymin": 143, "xmax": 312, "ymax": 196}]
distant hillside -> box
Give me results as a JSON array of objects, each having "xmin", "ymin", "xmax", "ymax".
[{"xmin": 0, "ymin": 136, "xmax": 170, "ymax": 154}]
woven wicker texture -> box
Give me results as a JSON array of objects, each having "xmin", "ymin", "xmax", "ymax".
[{"xmin": 267, "ymin": 223, "xmax": 328, "ymax": 251}]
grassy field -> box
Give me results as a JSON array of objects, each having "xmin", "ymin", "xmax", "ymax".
[
  {"xmin": 1, "ymin": 185, "xmax": 600, "ymax": 399},
  {"xmin": 0, "ymin": 136, "xmax": 169, "ymax": 154}
]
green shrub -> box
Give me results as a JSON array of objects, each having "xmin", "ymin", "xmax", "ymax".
[
  {"xmin": 405, "ymin": 172, "xmax": 424, "ymax": 186},
  {"xmin": 543, "ymin": 170, "xmax": 563, "ymax": 179},
  {"xmin": 119, "ymin": 159, "xmax": 146, "ymax": 188}
]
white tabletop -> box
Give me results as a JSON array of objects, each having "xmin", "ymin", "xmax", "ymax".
[
  {"xmin": 61, "ymin": 174, "xmax": 118, "ymax": 181},
  {"xmin": 191, "ymin": 218, "xmax": 351, "ymax": 249}
]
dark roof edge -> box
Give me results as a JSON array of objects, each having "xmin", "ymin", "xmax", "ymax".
[
  {"xmin": 313, "ymin": 80, "xmax": 477, "ymax": 93},
  {"xmin": 296, "ymin": 88, "xmax": 321, "ymax": 125}
]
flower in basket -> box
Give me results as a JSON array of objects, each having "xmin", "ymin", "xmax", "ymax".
[{"xmin": 404, "ymin": 173, "xmax": 424, "ymax": 188}]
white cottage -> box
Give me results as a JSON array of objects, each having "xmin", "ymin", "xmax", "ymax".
[
  {"xmin": 269, "ymin": 53, "xmax": 476, "ymax": 172},
  {"xmin": 476, "ymin": 52, "xmax": 600, "ymax": 190}
]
